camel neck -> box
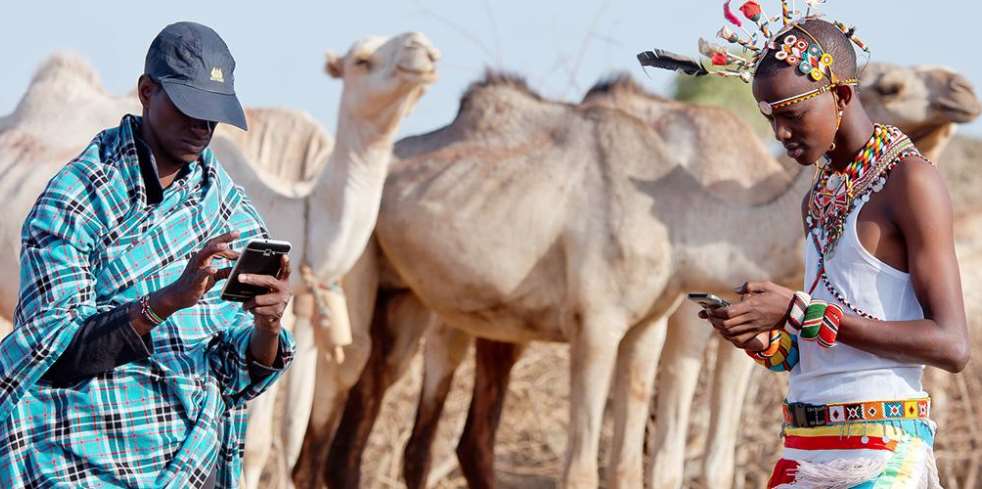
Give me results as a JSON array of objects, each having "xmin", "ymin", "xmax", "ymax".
[{"xmin": 303, "ymin": 104, "xmax": 396, "ymax": 284}]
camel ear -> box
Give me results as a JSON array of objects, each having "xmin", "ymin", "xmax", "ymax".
[{"xmin": 325, "ymin": 51, "xmax": 343, "ymax": 79}]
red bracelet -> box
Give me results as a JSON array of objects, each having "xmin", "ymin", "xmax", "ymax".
[{"xmin": 817, "ymin": 304, "xmax": 843, "ymax": 347}]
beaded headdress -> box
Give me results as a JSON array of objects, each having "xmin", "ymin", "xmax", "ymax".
[{"xmin": 637, "ymin": 1, "xmax": 870, "ymax": 116}]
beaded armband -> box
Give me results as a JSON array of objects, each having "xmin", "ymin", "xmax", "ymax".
[{"xmin": 139, "ymin": 294, "xmax": 165, "ymax": 326}]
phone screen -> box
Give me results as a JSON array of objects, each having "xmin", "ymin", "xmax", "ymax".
[{"xmin": 221, "ymin": 240, "xmax": 291, "ymax": 302}]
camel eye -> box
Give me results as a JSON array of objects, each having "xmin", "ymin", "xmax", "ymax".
[
  {"xmin": 876, "ymin": 81, "xmax": 904, "ymax": 97},
  {"xmin": 354, "ymin": 58, "xmax": 372, "ymax": 69}
]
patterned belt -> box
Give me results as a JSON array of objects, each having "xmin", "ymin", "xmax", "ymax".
[{"xmin": 782, "ymin": 397, "xmax": 931, "ymax": 428}]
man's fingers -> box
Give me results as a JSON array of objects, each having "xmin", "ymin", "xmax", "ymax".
[
  {"xmin": 277, "ymin": 255, "xmax": 291, "ymax": 281},
  {"xmin": 251, "ymin": 292, "xmax": 288, "ymax": 307},
  {"xmin": 215, "ymin": 267, "xmax": 234, "ymax": 281},
  {"xmin": 711, "ymin": 302, "xmax": 749, "ymax": 319},
  {"xmin": 720, "ymin": 316, "xmax": 761, "ymax": 335},
  {"xmin": 239, "ymin": 274, "xmax": 284, "ymax": 290},
  {"xmin": 207, "ymin": 230, "xmax": 241, "ymax": 248},
  {"xmin": 252, "ymin": 305, "xmax": 285, "ymax": 317},
  {"xmin": 193, "ymin": 241, "xmax": 233, "ymax": 268},
  {"xmin": 744, "ymin": 281, "xmax": 769, "ymax": 294}
]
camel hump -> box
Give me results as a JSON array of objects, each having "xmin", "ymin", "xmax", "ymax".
[
  {"xmin": 30, "ymin": 52, "xmax": 106, "ymax": 94},
  {"xmin": 214, "ymin": 106, "xmax": 333, "ymax": 184},
  {"xmin": 582, "ymin": 72, "xmax": 670, "ymax": 103}
]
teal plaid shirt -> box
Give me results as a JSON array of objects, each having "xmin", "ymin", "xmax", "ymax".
[{"xmin": 0, "ymin": 115, "xmax": 294, "ymax": 487}]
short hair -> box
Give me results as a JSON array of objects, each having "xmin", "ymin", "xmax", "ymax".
[{"xmin": 754, "ymin": 18, "xmax": 857, "ymax": 82}]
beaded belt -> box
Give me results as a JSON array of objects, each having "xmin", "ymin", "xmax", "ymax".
[{"xmin": 782, "ymin": 397, "xmax": 931, "ymax": 428}]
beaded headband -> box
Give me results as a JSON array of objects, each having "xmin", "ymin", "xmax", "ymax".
[{"xmin": 637, "ymin": 1, "xmax": 869, "ymax": 115}]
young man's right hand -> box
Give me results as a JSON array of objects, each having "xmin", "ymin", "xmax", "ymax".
[{"xmin": 162, "ymin": 231, "xmax": 242, "ymax": 310}]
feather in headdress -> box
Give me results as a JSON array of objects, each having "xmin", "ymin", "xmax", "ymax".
[
  {"xmin": 724, "ymin": 0, "xmax": 743, "ymax": 27},
  {"xmin": 636, "ymin": 0, "xmax": 870, "ymax": 85},
  {"xmin": 637, "ymin": 50, "xmax": 710, "ymax": 76}
]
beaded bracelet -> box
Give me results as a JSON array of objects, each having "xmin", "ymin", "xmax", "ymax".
[
  {"xmin": 799, "ymin": 300, "xmax": 843, "ymax": 348},
  {"xmin": 747, "ymin": 330, "xmax": 799, "ymax": 372},
  {"xmin": 139, "ymin": 294, "xmax": 164, "ymax": 326},
  {"xmin": 818, "ymin": 303, "xmax": 843, "ymax": 348},
  {"xmin": 785, "ymin": 291, "xmax": 811, "ymax": 332},
  {"xmin": 800, "ymin": 300, "xmax": 827, "ymax": 340},
  {"xmin": 756, "ymin": 329, "xmax": 783, "ymax": 357}
]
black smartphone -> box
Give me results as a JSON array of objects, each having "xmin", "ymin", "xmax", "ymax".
[
  {"xmin": 221, "ymin": 239, "xmax": 292, "ymax": 302},
  {"xmin": 687, "ymin": 292, "xmax": 730, "ymax": 310}
]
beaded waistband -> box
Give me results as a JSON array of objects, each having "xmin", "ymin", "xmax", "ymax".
[{"xmin": 782, "ymin": 397, "xmax": 931, "ymax": 428}]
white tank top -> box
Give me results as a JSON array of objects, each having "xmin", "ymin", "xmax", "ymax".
[{"xmin": 789, "ymin": 197, "xmax": 928, "ymax": 404}]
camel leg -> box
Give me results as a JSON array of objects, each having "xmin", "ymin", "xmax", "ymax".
[
  {"xmin": 324, "ymin": 290, "xmax": 433, "ymax": 489},
  {"xmin": 456, "ymin": 338, "xmax": 526, "ymax": 489},
  {"xmin": 563, "ymin": 313, "xmax": 624, "ymax": 489},
  {"xmin": 649, "ymin": 300, "xmax": 715, "ymax": 489},
  {"xmin": 403, "ymin": 325, "xmax": 472, "ymax": 489},
  {"xmin": 700, "ymin": 335, "xmax": 756, "ymax": 489},
  {"xmin": 243, "ymin": 382, "xmax": 280, "ymax": 489},
  {"xmin": 281, "ymin": 293, "xmax": 318, "ymax": 471},
  {"xmin": 608, "ymin": 313, "xmax": 671, "ymax": 489},
  {"xmin": 293, "ymin": 244, "xmax": 379, "ymax": 489},
  {"xmin": 241, "ymin": 299, "xmax": 298, "ymax": 489},
  {"xmin": 292, "ymin": 342, "xmax": 366, "ymax": 489}
]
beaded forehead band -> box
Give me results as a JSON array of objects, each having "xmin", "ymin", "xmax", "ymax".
[{"xmin": 637, "ymin": 1, "xmax": 869, "ymax": 115}]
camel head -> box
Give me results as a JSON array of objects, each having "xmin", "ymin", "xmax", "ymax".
[
  {"xmin": 325, "ymin": 32, "xmax": 440, "ymax": 135},
  {"xmin": 860, "ymin": 63, "xmax": 981, "ymax": 160}
]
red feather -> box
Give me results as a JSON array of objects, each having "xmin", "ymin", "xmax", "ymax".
[{"xmin": 723, "ymin": 0, "xmax": 743, "ymax": 27}]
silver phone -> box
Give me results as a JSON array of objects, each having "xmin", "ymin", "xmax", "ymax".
[
  {"xmin": 687, "ymin": 292, "xmax": 730, "ymax": 310},
  {"xmin": 221, "ymin": 239, "xmax": 292, "ymax": 302}
]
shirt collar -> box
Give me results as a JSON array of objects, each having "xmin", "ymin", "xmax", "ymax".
[{"xmin": 130, "ymin": 119, "xmax": 195, "ymax": 206}]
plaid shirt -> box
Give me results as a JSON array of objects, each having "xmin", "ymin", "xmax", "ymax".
[{"xmin": 0, "ymin": 115, "xmax": 294, "ymax": 488}]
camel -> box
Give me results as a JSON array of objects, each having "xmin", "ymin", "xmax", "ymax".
[
  {"xmin": 859, "ymin": 63, "xmax": 982, "ymax": 163},
  {"xmin": 0, "ymin": 31, "xmax": 440, "ymax": 489},
  {"xmin": 300, "ymin": 62, "xmax": 979, "ymax": 489},
  {"xmin": 311, "ymin": 71, "xmax": 812, "ymax": 489}
]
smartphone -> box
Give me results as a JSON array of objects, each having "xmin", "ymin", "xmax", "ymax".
[
  {"xmin": 687, "ymin": 292, "xmax": 730, "ymax": 310},
  {"xmin": 221, "ymin": 239, "xmax": 292, "ymax": 302}
]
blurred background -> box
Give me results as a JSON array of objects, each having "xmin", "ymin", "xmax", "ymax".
[{"xmin": 1, "ymin": 0, "xmax": 979, "ymax": 139}]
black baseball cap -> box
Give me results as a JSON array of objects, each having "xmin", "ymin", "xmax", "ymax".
[{"xmin": 144, "ymin": 22, "xmax": 247, "ymax": 130}]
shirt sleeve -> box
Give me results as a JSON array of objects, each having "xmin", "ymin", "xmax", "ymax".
[
  {"xmin": 0, "ymin": 164, "xmax": 106, "ymax": 421},
  {"xmin": 204, "ymin": 185, "xmax": 294, "ymax": 407},
  {"xmin": 207, "ymin": 319, "xmax": 294, "ymax": 407},
  {"xmin": 39, "ymin": 304, "xmax": 153, "ymax": 386}
]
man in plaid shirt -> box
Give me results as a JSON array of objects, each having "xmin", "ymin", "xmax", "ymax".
[{"xmin": 0, "ymin": 22, "xmax": 295, "ymax": 487}]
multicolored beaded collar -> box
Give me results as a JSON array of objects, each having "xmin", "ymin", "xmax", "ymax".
[
  {"xmin": 805, "ymin": 124, "xmax": 920, "ymax": 320},
  {"xmin": 807, "ymin": 124, "xmax": 896, "ymax": 255}
]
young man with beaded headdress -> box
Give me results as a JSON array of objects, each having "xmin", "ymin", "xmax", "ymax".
[{"xmin": 641, "ymin": 2, "xmax": 968, "ymax": 487}]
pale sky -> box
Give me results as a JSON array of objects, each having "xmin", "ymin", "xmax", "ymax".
[{"xmin": 1, "ymin": 1, "xmax": 978, "ymax": 138}]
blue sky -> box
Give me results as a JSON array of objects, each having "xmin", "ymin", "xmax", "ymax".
[{"xmin": 1, "ymin": 1, "xmax": 978, "ymax": 138}]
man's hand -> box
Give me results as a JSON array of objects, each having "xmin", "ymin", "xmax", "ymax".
[
  {"xmin": 699, "ymin": 281, "xmax": 793, "ymax": 349},
  {"xmin": 163, "ymin": 231, "xmax": 241, "ymax": 310},
  {"xmin": 241, "ymin": 255, "xmax": 292, "ymax": 367}
]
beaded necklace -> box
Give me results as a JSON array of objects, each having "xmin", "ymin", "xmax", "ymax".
[
  {"xmin": 806, "ymin": 124, "xmax": 895, "ymax": 255},
  {"xmin": 805, "ymin": 124, "xmax": 917, "ymax": 320}
]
